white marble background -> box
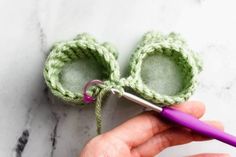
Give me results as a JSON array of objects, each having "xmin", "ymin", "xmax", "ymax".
[{"xmin": 1, "ymin": 0, "xmax": 236, "ymax": 156}]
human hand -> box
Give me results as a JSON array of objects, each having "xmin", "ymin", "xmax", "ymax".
[{"xmin": 79, "ymin": 101, "xmax": 229, "ymax": 157}]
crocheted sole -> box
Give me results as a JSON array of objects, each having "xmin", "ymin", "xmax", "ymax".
[
  {"xmin": 141, "ymin": 53, "xmax": 186, "ymax": 96},
  {"xmin": 60, "ymin": 58, "xmax": 104, "ymax": 93}
]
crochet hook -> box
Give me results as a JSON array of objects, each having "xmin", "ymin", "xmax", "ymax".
[{"xmin": 110, "ymin": 88, "xmax": 236, "ymax": 148}]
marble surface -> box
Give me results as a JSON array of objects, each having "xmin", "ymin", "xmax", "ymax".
[{"xmin": 1, "ymin": 0, "xmax": 236, "ymax": 156}]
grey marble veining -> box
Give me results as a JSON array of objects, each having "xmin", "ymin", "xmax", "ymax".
[{"xmin": 1, "ymin": 0, "xmax": 236, "ymax": 156}]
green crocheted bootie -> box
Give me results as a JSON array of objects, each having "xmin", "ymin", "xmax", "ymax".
[
  {"xmin": 123, "ymin": 31, "xmax": 202, "ymax": 105},
  {"xmin": 43, "ymin": 33, "xmax": 120, "ymax": 105}
]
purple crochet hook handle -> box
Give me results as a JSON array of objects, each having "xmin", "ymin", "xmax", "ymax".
[
  {"xmin": 110, "ymin": 89, "xmax": 236, "ymax": 147},
  {"xmin": 161, "ymin": 107, "xmax": 236, "ymax": 147}
]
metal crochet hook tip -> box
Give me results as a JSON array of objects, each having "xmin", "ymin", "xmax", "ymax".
[{"xmin": 110, "ymin": 88, "xmax": 163, "ymax": 113}]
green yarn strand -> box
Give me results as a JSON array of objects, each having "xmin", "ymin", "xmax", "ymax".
[
  {"xmin": 95, "ymin": 86, "xmax": 112, "ymax": 134},
  {"xmin": 95, "ymin": 82, "xmax": 124, "ymax": 134}
]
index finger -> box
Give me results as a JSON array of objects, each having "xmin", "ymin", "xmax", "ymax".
[{"xmin": 104, "ymin": 101, "xmax": 205, "ymax": 148}]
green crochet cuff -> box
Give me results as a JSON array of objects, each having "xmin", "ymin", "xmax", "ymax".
[
  {"xmin": 43, "ymin": 33, "xmax": 120, "ymax": 105},
  {"xmin": 123, "ymin": 31, "xmax": 202, "ymax": 105},
  {"xmin": 43, "ymin": 32, "xmax": 202, "ymax": 106}
]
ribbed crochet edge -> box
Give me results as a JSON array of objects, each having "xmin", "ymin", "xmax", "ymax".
[
  {"xmin": 122, "ymin": 31, "xmax": 202, "ymax": 106},
  {"xmin": 43, "ymin": 33, "xmax": 120, "ymax": 105}
]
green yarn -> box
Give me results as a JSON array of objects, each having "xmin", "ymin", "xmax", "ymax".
[
  {"xmin": 43, "ymin": 32, "xmax": 202, "ymax": 134},
  {"xmin": 95, "ymin": 82, "xmax": 123, "ymax": 134},
  {"xmin": 43, "ymin": 33, "xmax": 120, "ymax": 105},
  {"xmin": 124, "ymin": 31, "xmax": 202, "ymax": 105}
]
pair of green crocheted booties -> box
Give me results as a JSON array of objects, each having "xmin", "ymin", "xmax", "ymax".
[{"xmin": 43, "ymin": 31, "xmax": 202, "ymax": 133}]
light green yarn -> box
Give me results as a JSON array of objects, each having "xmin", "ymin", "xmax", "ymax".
[
  {"xmin": 124, "ymin": 31, "xmax": 202, "ymax": 105},
  {"xmin": 43, "ymin": 33, "xmax": 120, "ymax": 105},
  {"xmin": 43, "ymin": 33, "xmax": 122, "ymax": 134},
  {"xmin": 43, "ymin": 32, "xmax": 202, "ymax": 134},
  {"xmin": 95, "ymin": 82, "xmax": 123, "ymax": 134}
]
